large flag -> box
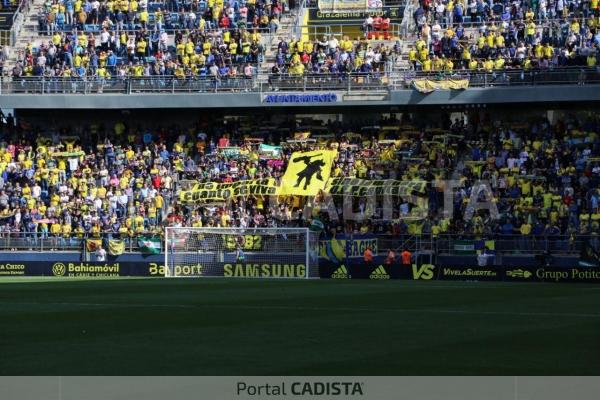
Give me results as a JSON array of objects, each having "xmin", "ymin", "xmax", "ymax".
[
  {"xmin": 86, "ymin": 238, "xmax": 102, "ymax": 252},
  {"xmin": 138, "ymin": 237, "xmax": 161, "ymax": 254},
  {"xmin": 452, "ymin": 240, "xmax": 476, "ymax": 254},
  {"xmin": 108, "ymin": 239, "xmax": 126, "ymax": 256},
  {"xmin": 280, "ymin": 150, "xmax": 337, "ymax": 196}
]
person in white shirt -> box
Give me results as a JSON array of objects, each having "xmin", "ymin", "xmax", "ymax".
[
  {"xmin": 32, "ymin": 184, "xmax": 41, "ymax": 199},
  {"xmin": 96, "ymin": 246, "xmax": 107, "ymax": 262},
  {"xmin": 477, "ymin": 251, "xmax": 490, "ymax": 267},
  {"xmin": 100, "ymin": 29, "xmax": 110, "ymax": 52},
  {"xmin": 327, "ymin": 36, "xmax": 338, "ymax": 54},
  {"xmin": 364, "ymin": 16, "xmax": 374, "ymax": 34}
]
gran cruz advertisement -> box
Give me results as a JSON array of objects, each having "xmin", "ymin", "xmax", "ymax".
[
  {"xmin": 309, "ymin": 7, "xmax": 403, "ymax": 22},
  {"xmin": 0, "ymin": 263, "xmax": 27, "ymax": 276}
]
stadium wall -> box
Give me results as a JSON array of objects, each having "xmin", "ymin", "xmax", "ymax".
[
  {"xmin": 2, "ymin": 85, "xmax": 600, "ymax": 110},
  {"xmin": 1, "ymin": 252, "xmax": 598, "ymax": 283}
]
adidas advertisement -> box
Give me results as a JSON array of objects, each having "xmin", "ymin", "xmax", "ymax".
[
  {"xmin": 369, "ymin": 266, "xmax": 391, "ymax": 280},
  {"xmin": 318, "ymin": 261, "xmax": 600, "ymax": 283},
  {"xmin": 319, "ymin": 262, "xmax": 413, "ymax": 280},
  {"xmin": 331, "ymin": 265, "xmax": 350, "ymax": 279}
]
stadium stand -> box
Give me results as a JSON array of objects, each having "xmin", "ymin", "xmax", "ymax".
[
  {"xmin": 0, "ymin": 111, "xmax": 597, "ymax": 258},
  {"xmin": 407, "ymin": 0, "xmax": 600, "ymax": 71},
  {"xmin": 8, "ymin": 0, "xmax": 288, "ymax": 77},
  {"xmin": 0, "ymin": 0, "xmax": 597, "ymax": 260}
]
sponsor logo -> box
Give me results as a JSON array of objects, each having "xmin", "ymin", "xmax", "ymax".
[
  {"xmin": 311, "ymin": 7, "xmax": 400, "ymax": 20},
  {"xmin": 442, "ymin": 268, "xmax": 497, "ymax": 277},
  {"xmin": 0, "ymin": 263, "xmax": 26, "ymax": 276},
  {"xmin": 236, "ymin": 381, "xmax": 364, "ymax": 396},
  {"xmin": 412, "ymin": 264, "xmax": 435, "ymax": 280},
  {"xmin": 224, "ymin": 263, "xmax": 306, "ymax": 278},
  {"xmin": 52, "ymin": 262, "xmax": 66, "ymax": 276},
  {"xmin": 331, "ymin": 265, "xmax": 349, "ymax": 279},
  {"xmin": 536, "ymin": 268, "xmax": 600, "ymax": 282},
  {"xmin": 149, "ymin": 263, "xmax": 203, "ymax": 276},
  {"xmin": 52, "ymin": 262, "xmax": 120, "ymax": 277},
  {"xmin": 291, "ymin": 382, "xmax": 364, "ymax": 396},
  {"xmin": 506, "ymin": 269, "xmax": 532, "ymax": 279},
  {"xmin": 569, "ymin": 268, "xmax": 600, "ymax": 280},
  {"xmin": 369, "ymin": 265, "xmax": 390, "ymax": 280},
  {"xmin": 264, "ymin": 93, "xmax": 338, "ymax": 104}
]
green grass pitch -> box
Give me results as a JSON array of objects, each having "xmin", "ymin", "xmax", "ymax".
[{"xmin": 1, "ymin": 277, "xmax": 599, "ymax": 375}]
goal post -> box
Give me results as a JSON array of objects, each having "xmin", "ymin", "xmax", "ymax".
[{"xmin": 164, "ymin": 227, "xmax": 319, "ymax": 279}]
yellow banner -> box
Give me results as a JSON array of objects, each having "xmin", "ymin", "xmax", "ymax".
[
  {"xmin": 325, "ymin": 177, "xmax": 427, "ymax": 197},
  {"xmin": 279, "ymin": 150, "xmax": 337, "ymax": 196},
  {"xmin": 412, "ymin": 79, "xmax": 469, "ymax": 94},
  {"xmin": 108, "ymin": 239, "xmax": 126, "ymax": 256},
  {"xmin": 179, "ymin": 178, "xmax": 279, "ymax": 203},
  {"xmin": 179, "ymin": 154, "xmax": 429, "ymax": 204}
]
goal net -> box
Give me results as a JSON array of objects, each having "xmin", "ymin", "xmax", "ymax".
[{"xmin": 164, "ymin": 227, "xmax": 319, "ymax": 279}]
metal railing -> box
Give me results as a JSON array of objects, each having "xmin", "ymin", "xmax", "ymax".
[
  {"xmin": 396, "ymin": 67, "xmax": 600, "ymax": 88},
  {"xmin": 295, "ymin": 23, "xmax": 402, "ymax": 41},
  {"xmin": 435, "ymin": 234, "xmax": 586, "ymax": 256},
  {"xmin": 0, "ymin": 0, "xmax": 31, "ymax": 46},
  {"xmin": 1, "ymin": 67, "xmax": 599, "ymax": 94},
  {"xmin": 0, "ymin": 231, "xmax": 593, "ymax": 257},
  {"xmin": 421, "ymin": 16, "xmax": 597, "ymax": 31},
  {"xmin": 0, "ymin": 232, "xmax": 164, "ymax": 253}
]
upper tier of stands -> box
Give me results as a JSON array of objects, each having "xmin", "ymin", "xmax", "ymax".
[{"xmin": 2, "ymin": 0, "xmax": 598, "ymax": 81}]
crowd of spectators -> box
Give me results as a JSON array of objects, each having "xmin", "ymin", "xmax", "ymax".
[
  {"xmin": 37, "ymin": 0, "xmax": 284, "ymax": 34},
  {"xmin": 0, "ymin": 111, "xmax": 598, "ymax": 248},
  {"xmin": 269, "ymin": 35, "xmax": 400, "ymax": 76},
  {"xmin": 409, "ymin": 0, "xmax": 600, "ymax": 71},
  {"xmin": 452, "ymin": 114, "xmax": 600, "ymax": 240},
  {"xmin": 151, "ymin": 113, "xmax": 600, "ymax": 242},
  {"xmin": 0, "ymin": 116, "xmax": 181, "ymax": 245},
  {"xmin": 9, "ymin": 0, "xmax": 287, "ymax": 78},
  {"xmin": 414, "ymin": 0, "xmax": 600, "ymax": 29}
]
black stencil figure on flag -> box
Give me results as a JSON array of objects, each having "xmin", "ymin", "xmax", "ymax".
[{"xmin": 292, "ymin": 155, "xmax": 327, "ymax": 190}]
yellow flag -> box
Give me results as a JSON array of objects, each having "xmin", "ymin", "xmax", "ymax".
[
  {"xmin": 280, "ymin": 150, "xmax": 337, "ymax": 196},
  {"xmin": 86, "ymin": 239, "xmax": 102, "ymax": 252},
  {"xmin": 108, "ymin": 239, "xmax": 126, "ymax": 256}
]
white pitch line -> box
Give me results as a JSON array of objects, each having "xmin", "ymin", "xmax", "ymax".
[{"xmin": 6, "ymin": 301, "xmax": 600, "ymax": 319}]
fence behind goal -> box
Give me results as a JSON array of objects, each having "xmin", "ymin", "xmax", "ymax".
[{"xmin": 164, "ymin": 227, "xmax": 319, "ymax": 278}]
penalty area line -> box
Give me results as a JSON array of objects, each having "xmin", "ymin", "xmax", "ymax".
[{"xmin": 6, "ymin": 301, "xmax": 600, "ymax": 319}]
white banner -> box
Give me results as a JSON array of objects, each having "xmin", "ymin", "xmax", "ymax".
[{"xmin": 318, "ymin": 0, "xmax": 368, "ymax": 11}]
